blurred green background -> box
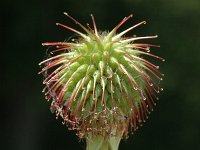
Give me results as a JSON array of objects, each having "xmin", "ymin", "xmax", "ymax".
[{"xmin": 2, "ymin": 0, "xmax": 200, "ymax": 149}]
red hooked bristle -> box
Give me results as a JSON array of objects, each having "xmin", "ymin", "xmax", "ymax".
[
  {"xmin": 90, "ymin": 14, "xmax": 98, "ymax": 36},
  {"xmin": 121, "ymin": 35, "xmax": 158, "ymax": 43},
  {"xmin": 107, "ymin": 14, "xmax": 133, "ymax": 39},
  {"xmin": 56, "ymin": 23, "xmax": 87, "ymax": 38},
  {"xmin": 64, "ymin": 12, "xmax": 91, "ymax": 35},
  {"xmin": 42, "ymin": 42, "xmax": 71, "ymax": 46},
  {"xmin": 113, "ymin": 21, "xmax": 146, "ymax": 40}
]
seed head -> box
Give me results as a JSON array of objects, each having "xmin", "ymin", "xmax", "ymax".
[{"xmin": 39, "ymin": 13, "xmax": 164, "ymax": 138}]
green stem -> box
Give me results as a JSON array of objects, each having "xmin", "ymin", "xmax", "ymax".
[
  {"xmin": 86, "ymin": 134, "xmax": 122, "ymax": 150},
  {"xmin": 86, "ymin": 128, "xmax": 124, "ymax": 150}
]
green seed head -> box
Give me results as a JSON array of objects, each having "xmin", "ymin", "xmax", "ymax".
[{"xmin": 39, "ymin": 13, "xmax": 164, "ymax": 138}]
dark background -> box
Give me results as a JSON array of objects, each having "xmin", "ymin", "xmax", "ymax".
[{"xmin": 2, "ymin": 0, "xmax": 200, "ymax": 149}]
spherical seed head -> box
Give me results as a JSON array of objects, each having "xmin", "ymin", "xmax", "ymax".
[{"xmin": 39, "ymin": 13, "xmax": 164, "ymax": 138}]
